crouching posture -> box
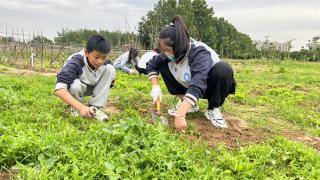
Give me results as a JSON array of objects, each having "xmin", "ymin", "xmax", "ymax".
[
  {"xmin": 114, "ymin": 48, "xmax": 139, "ymax": 74},
  {"xmin": 54, "ymin": 35, "xmax": 115, "ymax": 121},
  {"xmin": 146, "ymin": 16, "xmax": 236, "ymax": 130}
]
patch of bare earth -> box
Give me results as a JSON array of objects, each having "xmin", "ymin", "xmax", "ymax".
[
  {"xmin": 0, "ymin": 171, "xmax": 9, "ymax": 180},
  {"xmin": 140, "ymin": 109, "xmax": 271, "ymax": 148},
  {"xmin": 279, "ymin": 131, "xmax": 320, "ymax": 151},
  {"xmin": 174, "ymin": 116, "xmax": 270, "ymax": 148},
  {"xmin": 143, "ymin": 109, "xmax": 320, "ymax": 151},
  {"xmin": 101, "ymin": 99, "xmax": 122, "ymax": 114},
  {"xmin": 0, "ymin": 65, "xmax": 57, "ymax": 76},
  {"xmin": 0, "ymin": 169, "xmax": 17, "ymax": 180}
]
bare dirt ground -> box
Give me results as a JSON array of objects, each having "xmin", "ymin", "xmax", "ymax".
[
  {"xmin": 0, "ymin": 65, "xmax": 57, "ymax": 76},
  {"xmin": 279, "ymin": 131, "xmax": 320, "ymax": 151},
  {"xmin": 142, "ymin": 108, "xmax": 320, "ymax": 151},
  {"xmin": 0, "ymin": 169, "xmax": 16, "ymax": 180},
  {"xmin": 167, "ymin": 116, "xmax": 272, "ymax": 148},
  {"xmin": 101, "ymin": 99, "xmax": 122, "ymax": 114},
  {"xmin": 0, "ymin": 171, "xmax": 9, "ymax": 180}
]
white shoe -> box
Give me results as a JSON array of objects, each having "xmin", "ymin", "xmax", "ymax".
[
  {"xmin": 204, "ymin": 108, "xmax": 227, "ymax": 128},
  {"xmin": 168, "ymin": 99, "xmax": 199, "ymax": 116},
  {"xmin": 90, "ymin": 106, "xmax": 109, "ymax": 122},
  {"xmin": 70, "ymin": 107, "xmax": 79, "ymax": 117}
]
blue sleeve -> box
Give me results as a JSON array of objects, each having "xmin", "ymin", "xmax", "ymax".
[
  {"xmin": 56, "ymin": 54, "xmax": 84, "ymax": 89},
  {"xmin": 186, "ymin": 47, "xmax": 214, "ymax": 99},
  {"xmin": 114, "ymin": 63, "xmax": 131, "ymax": 73}
]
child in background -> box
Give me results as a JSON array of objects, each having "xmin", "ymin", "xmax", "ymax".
[
  {"xmin": 55, "ymin": 34, "xmax": 115, "ymax": 121},
  {"xmin": 114, "ymin": 48, "xmax": 139, "ymax": 74},
  {"xmin": 135, "ymin": 48, "xmax": 160, "ymax": 74}
]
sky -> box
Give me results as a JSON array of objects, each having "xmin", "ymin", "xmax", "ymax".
[{"xmin": 0, "ymin": 0, "xmax": 319, "ymax": 50}]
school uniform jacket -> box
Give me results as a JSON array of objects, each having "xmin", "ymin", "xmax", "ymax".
[
  {"xmin": 55, "ymin": 50, "xmax": 113, "ymax": 90},
  {"xmin": 146, "ymin": 39, "xmax": 220, "ymax": 106},
  {"xmin": 114, "ymin": 51, "xmax": 139, "ymax": 73}
]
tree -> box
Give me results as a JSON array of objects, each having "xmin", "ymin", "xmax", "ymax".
[
  {"xmin": 137, "ymin": 0, "xmax": 256, "ymax": 59},
  {"xmin": 30, "ymin": 35, "xmax": 53, "ymax": 45}
]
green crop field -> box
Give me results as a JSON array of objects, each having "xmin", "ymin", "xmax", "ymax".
[{"xmin": 0, "ymin": 59, "xmax": 319, "ymax": 179}]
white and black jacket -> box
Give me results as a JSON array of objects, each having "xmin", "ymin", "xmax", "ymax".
[
  {"xmin": 55, "ymin": 50, "xmax": 114, "ymax": 90},
  {"xmin": 146, "ymin": 39, "xmax": 220, "ymax": 106}
]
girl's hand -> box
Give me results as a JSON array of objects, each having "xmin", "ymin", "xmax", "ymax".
[
  {"xmin": 175, "ymin": 114, "xmax": 187, "ymax": 131},
  {"xmin": 150, "ymin": 85, "xmax": 162, "ymax": 103}
]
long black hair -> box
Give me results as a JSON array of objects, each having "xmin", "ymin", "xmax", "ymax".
[
  {"xmin": 127, "ymin": 48, "xmax": 138, "ymax": 64},
  {"xmin": 159, "ymin": 15, "xmax": 190, "ymax": 61}
]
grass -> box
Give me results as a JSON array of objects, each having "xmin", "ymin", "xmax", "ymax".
[
  {"xmin": 225, "ymin": 60, "xmax": 320, "ymax": 135},
  {"xmin": 0, "ymin": 59, "xmax": 319, "ymax": 178}
]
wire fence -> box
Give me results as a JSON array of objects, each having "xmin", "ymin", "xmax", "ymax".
[{"xmin": 0, "ymin": 27, "xmax": 149, "ymax": 70}]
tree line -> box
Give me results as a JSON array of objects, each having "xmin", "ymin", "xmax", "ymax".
[{"xmin": 1, "ymin": 0, "xmax": 318, "ymax": 61}]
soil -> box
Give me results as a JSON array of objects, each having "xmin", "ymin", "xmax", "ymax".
[
  {"xmin": 0, "ymin": 171, "xmax": 9, "ymax": 180},
  {"xmin": 0, "ymin": 65, "xmax": 56, "ymax": 76},
  {"xmin": 101, "ymin": 100, "xmax": 122, "ymax": 114},
  {"xmin": 168, "ymin": 116, "xmax": 271, "ymax": 148},
  {"xmin": 279, "ymin": 131, "xmax": 320, "ymax": 151}
]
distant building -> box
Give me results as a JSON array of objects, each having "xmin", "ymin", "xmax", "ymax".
[
  {"xmin": 254, "ymin": 40, "xmax": 290, "ymax": 52},
  {"xmin": 308, "ymin": 38, "xmax": 320, "ymax": 50}
]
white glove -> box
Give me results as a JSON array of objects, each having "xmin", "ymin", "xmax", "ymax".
[{"xmin": 150, "ymin": 85, "xmax": 162, "ymax": 103}]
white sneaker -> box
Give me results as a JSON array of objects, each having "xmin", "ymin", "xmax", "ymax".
[
  {"xmin": 168, "ymin": 99, "xmax": 199, "ymax": 117},
  {"xmin": 204, "ymin": 108, "xmax": 227, "ymax": 128},
  {"xmin": 70, "ymin": 107, "xmax": 79, "ymax": 117},
  {"xmin": 90, "ymin": 106, "xmax": 109, "ymax": 122}
]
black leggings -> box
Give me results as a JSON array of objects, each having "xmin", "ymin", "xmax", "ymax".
[
  {"xmin": 135, "ymin": 65, "xmax": 147, "ymax": 74},
  {"xmin": 158, "ymin": 61, "xmax": 236, "ymax": 109}
]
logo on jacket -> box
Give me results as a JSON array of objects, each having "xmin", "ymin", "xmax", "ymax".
[{"xmin": 184, "ymin": 73, "xmax": 191, "ymax": 82}]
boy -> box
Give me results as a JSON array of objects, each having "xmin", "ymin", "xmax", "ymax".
[{"xmin": 55, "ymin": 34, "xmax": 115, "ymax": 121}]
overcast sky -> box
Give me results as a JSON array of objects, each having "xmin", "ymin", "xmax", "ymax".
[{"xmin": 0, "ymin": 0, "xmax": 319, "ymax": 50}]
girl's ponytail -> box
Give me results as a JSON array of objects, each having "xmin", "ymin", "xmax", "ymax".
[{"xmin": 159, "ymin": 15, "xmax": 190, "ymax": 61}]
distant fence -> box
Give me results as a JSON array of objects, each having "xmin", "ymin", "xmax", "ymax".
[
  {"xmin": 0, "ymin": 42, "xmax": 82, "ymax": 69},
  {"xmin": 0, "ymin": 27, "xmax": 149, "ymax": 70}
]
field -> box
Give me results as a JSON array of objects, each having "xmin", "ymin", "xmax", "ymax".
[{"xmin": 0, "ymin": 59, "xmax": 319, "ymax": 179}]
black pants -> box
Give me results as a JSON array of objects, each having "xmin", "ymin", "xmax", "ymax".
[
  {"xmin": 135, "ymin": 65, "xmax": 147, "ymax": 74},
  {"xmin": 158, "ymin": 61, "xmax": 236, "ymax": 109}
]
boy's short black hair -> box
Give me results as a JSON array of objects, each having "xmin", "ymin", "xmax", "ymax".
[{"xmin": 86, "ymin": 34, "xmax": 111, "ymax": 54}]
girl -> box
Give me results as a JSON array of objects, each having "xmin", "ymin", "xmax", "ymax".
[
  {"xmin": 146, "ymin": 16, "xmax": 236, "ymax": 130},
  {"xmin": 114, "ymin": 47, "xmax": 139, "ymax": 74}
]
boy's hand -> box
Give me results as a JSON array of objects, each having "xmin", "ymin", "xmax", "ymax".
[{"xmin": 79, "ymin": 105, "xmax": 95, "ymax": 118}]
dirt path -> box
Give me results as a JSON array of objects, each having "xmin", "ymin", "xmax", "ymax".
[
  {"xmin": 279, "ymin": 131, "xmax": 320, "ymax": 151},
  {"xmin": 0, "ymin": 65, "xmax": 57, "ymax": 76}
]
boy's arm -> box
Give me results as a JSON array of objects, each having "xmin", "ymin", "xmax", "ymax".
[
  {"xmin": 55, "ymin": 54, "xmax": 94, "ymax": 117},
  {"xmin": 55, "ymin": 89, "xmax": 94, "ymax": 117}
]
